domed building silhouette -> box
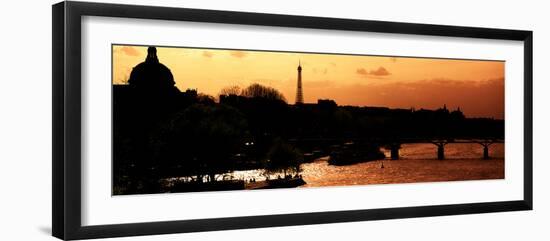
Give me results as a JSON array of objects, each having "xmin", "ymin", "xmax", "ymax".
[
  {"xmin": 113, "ymin": 46, "xmax": 199, "ymax": 124},
  {"xmin": 127, "ymin": 46, "xmax": 179, "ymax": 96}
]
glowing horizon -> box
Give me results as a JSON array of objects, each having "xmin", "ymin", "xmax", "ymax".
[{"xmin": 112, "ymin": 45, "xmax": 505, "ymax": 119}]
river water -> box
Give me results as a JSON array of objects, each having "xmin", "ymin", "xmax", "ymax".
[{"xmin": 230, "ymin": 143, "xmax": 504, "ymax": 188}]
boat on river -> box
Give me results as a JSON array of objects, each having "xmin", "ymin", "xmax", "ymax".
[
  {"xmin": 170, "ymin": 179, "xmax": 245, "ymax": 193},
  {"xmin": 328, "ymin": 142, "xmax": 385, "ymax": 166},
  {"xmin": 246, "ymin": 176, "xmax": 306, "ymax": 189}
]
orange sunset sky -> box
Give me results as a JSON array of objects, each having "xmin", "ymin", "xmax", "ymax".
[{"xmin": 112, "ymin": 45, "xmax": 505, "ymax": 119}]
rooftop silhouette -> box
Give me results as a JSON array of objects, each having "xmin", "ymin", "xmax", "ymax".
[{"xmin": 128, "ymin": 46, "xmax": 179, "ymax": 95}]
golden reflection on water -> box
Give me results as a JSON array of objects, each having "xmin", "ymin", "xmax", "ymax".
[
  {"xmin": 231, "ymin": 143, "xmax": 505, "ymax": 188},
  {"xmin": 300, "ymin": 158, "xmax": 504, "ymax": 187}
]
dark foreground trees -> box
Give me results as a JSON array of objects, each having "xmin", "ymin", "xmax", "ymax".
[
  {"xmin": 264, "ymin": 138, "xmax": 303, "ymax": 178},
  {"xmin": 153, "ymin": 103, "xmax": 248, "ymax": 183}
]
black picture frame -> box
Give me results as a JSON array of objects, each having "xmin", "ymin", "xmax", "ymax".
[{"xmin": 52, "ymin": 1, "xmax": 533, "ymax": 240}]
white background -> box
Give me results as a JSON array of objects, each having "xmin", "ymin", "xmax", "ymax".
[{"xmin": 0, "ymin": 0, "xmax": 548, "ymax": 240}]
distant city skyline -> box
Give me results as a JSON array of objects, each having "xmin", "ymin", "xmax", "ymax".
[{"xmin": 112, "ymin": 45, "xmax": 505, "ymax": 119}]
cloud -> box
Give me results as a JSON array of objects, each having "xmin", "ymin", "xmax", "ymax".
[
  {"xmin": 119, "ymin": 46, "xmax": 140, "ymax": 56},
  {"xmin": 356, "ymin": 66, "xmax": 391, "ymax": 78},
  {"xmin": 230, "ymin": 51, "xmax": 248, "ymax": 58},
  {"xmin": 202, "ymin": 51, "xmax": 213, "ymax": 58},
  {"xmin": 369, "ymin": 67, "xmax": 391, "ymax": 76},
  {"xmin": 356, "ymin": 68, "xmax": 368, "ymax": 75}
]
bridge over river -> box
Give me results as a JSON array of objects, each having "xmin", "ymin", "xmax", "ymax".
[{"xmin": 288, "ymin": 137, "xmax": 504, "ymax": 160}]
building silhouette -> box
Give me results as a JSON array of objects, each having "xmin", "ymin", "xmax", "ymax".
[
  {"xmin": 295, "ymin": 61, "xmax": 304, "ymax": 104},
  {"xmin": 127, "ymin": 46, "xmax": 179, "ymax": 96},
  {"xmin": 113, "ymin": 46, "xmax": 201, "ymax": 112}
]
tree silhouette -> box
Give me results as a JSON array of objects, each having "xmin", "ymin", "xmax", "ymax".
[
  {"xmin": 153, "ymin": 104, "xmax": 248, "ymax": 182},
  {"xmin": 241, "ymin": 83, "xmax": 287, "ymax": 102},
  {"xmin": 219, "ymin": 85, "xmax": 241, "ymax": 96},
  {"xmin": 264, "ymin": 138, "xmax": 303, "ymax": 177}
]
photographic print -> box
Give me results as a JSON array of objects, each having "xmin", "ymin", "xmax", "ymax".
[{"xmin": 112, "ymin": 45, "xmax": 505, "ymax": 195}]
